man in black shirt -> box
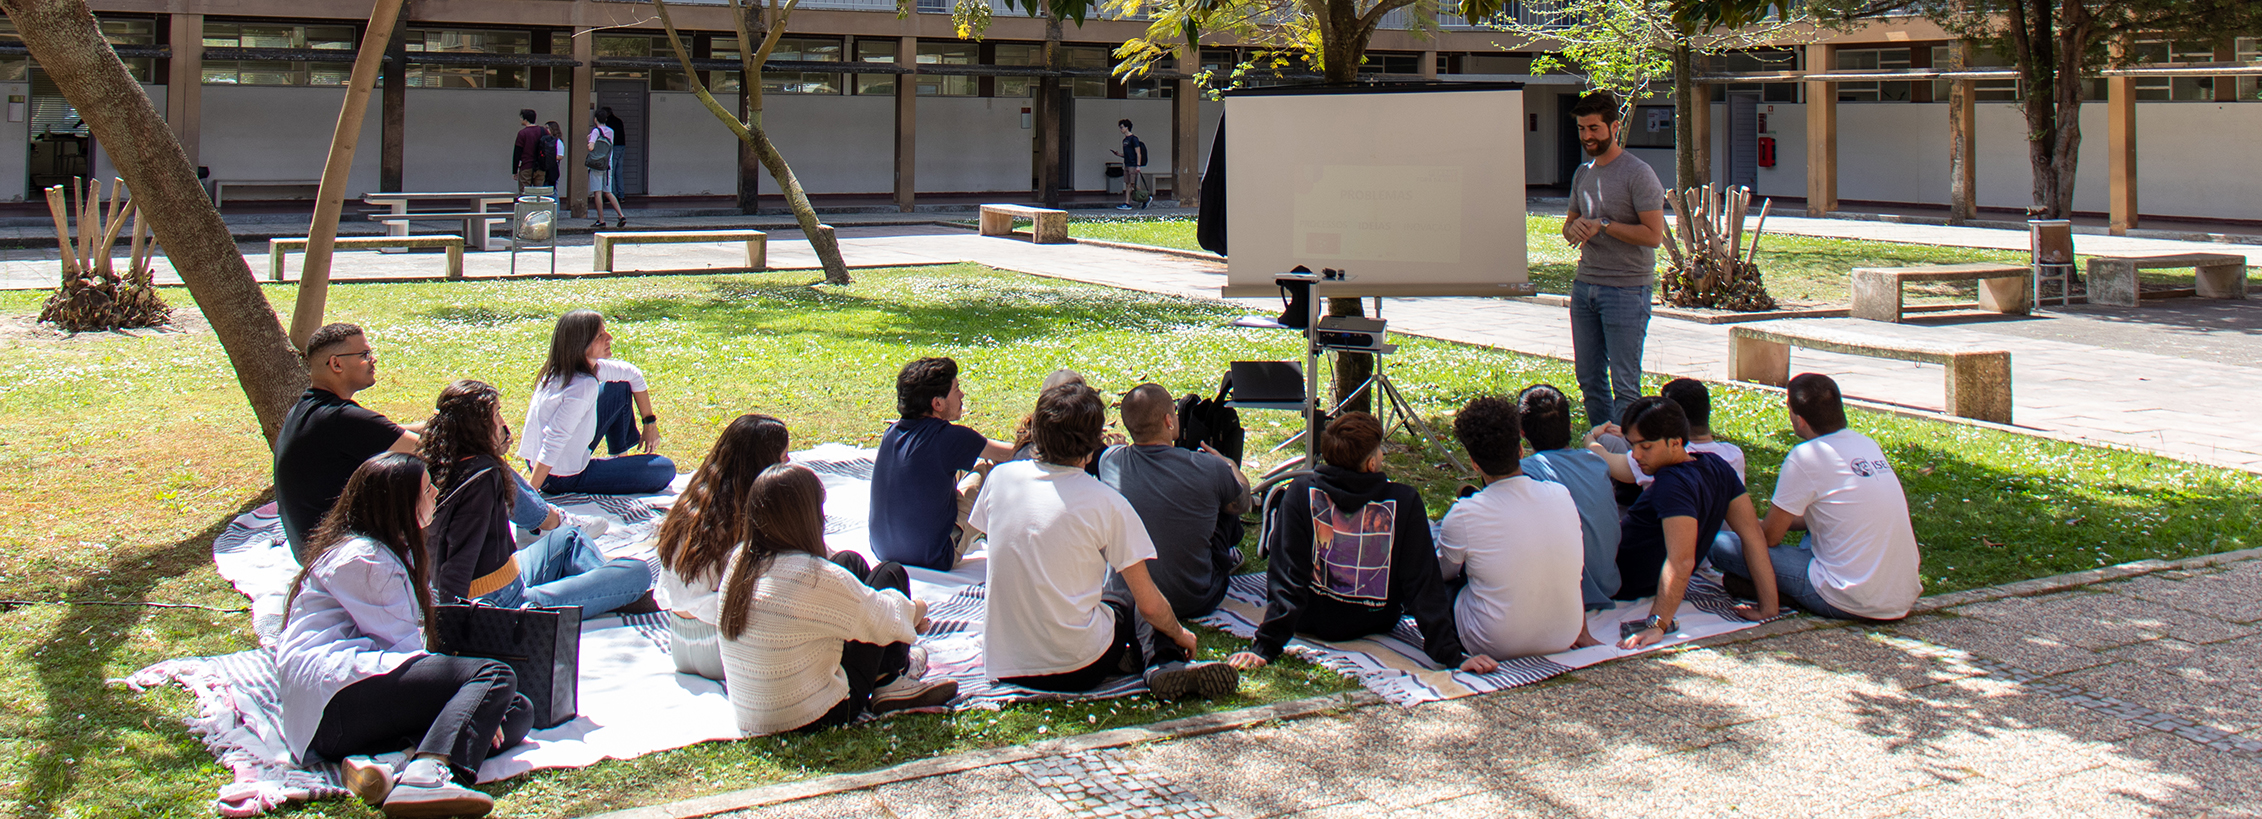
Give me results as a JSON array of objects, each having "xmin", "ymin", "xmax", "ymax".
[
  {"xmin": 272, "ymin": 323, "xmax": 420, "ymax": 562},
  {"xmin": 1113, "ymin": 119, "xmax": 1148, "ymax": 210}
]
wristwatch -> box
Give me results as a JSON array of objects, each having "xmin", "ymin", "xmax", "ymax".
[
  {"xmin": 641, "ymin": 414, "xmax": 658, "ymax": 425},
  {"xmin": 1597, "ymin": 217, "xmax": 1613, "ymax": 229},
  {"xmin": 1640, "ymin": 613, "xmax": 1674, "ymax": 633}
]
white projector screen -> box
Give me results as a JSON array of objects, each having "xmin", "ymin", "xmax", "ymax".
[{"xmin": 1223, "ymin": 84, "xmax": 1529, "ymax": 298}]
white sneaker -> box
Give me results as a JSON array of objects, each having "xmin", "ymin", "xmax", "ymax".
[
  {"xmin": 563, "ymin": 511, "xmax": 611, "ymax": 538},
  {"xmin": 904, "ymin": 644, "xmax": 929, "ymax": 681},
  {"xmin": 380, "ymin": 757, "xmax": 493, "ymax": 818},
  {"xmin": 869, "ymin": 676, "xmax": 958, "ymax": 714}
]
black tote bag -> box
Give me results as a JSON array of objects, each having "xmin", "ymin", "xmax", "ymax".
[{"xmin": 430, "ymin": 602, "xmax": 583, "ymax": 729}]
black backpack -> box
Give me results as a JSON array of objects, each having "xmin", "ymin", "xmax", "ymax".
[{"xmin": 1174, "ymin": 377, "xmax": 1245, "ymax": 466}]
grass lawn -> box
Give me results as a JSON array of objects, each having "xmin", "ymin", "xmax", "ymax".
[
  {"xmin": 4, "ymin": 264, "xmax": 2257, "ymax": 817},
  {"xmin": 1066, "ymin": 215, "xmax": 2254, "ymax": 307}
]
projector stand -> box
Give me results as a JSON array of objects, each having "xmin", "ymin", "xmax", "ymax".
[
  {"xmin": 1260, "ymin": 295, "xmax": 1473, "ymax": 483},
  {"xmin": 1328, "ymin": 351, "xmax": 1475, "ymax": 482}
]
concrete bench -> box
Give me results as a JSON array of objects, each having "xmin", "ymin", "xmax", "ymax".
[
  {"xmin": 2085, "ymin": 253, "xmax": 2250, "ymax": 307},
  {"xmin": 269, "ymin": 235, "xmax": 465, "ymax": 282},
  {"xmin": 370, "ymin": 212, "xmax": 510, "ymax": 252},
  {"xmin": 593, "ymin": 230, "xmax": 767, "ymax": 274},
  {"xmin": 1850, "ymin": 263, "xmax": 2030, "ymax": 323},
  {"xmin": 1729, "ymin": 318, "xmax": 2013, "ymax": 424},
  {"xmin": 211, "ymin": 179, "xmax": 321, "ymax": 206},
  {"xmin": 978, "ymin": 204, "xmax": 1070, "ymax": 244}
]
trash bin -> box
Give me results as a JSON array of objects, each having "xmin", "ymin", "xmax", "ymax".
[
  {"xmin": 1105, "ymin": 162, "xmax": 1124, "ymax": 195},
  {"xmin": 2028, "ymin": 219, "xmax": 2074, "ymax": 308},
  {"xmin": 513, "ymin": 187, "xmax": 559, "ymax": 276}
]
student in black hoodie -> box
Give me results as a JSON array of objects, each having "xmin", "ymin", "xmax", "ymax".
[
  {"xmin": 421, "ymin": 380, "xmax": 654, "ymax": 614},
  {"xmin": 1226, "ymin": 412, "xmax": 1500, "ymax": 674}
]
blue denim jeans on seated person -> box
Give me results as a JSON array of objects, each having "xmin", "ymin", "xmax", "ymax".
[
  {"xmin": 1568, "ymin": 280, "xmax": 1654, "ymax": 429},
  {"xmin": 509, "ymin": 470, "xmax": 552, "ymax": 531},
  {"xmin": 477, "ymin": 526, "xmax": 651, "ymax": 615},
  {"xmin": 1708, "ymin": 532, "xmax": 1862, "ymax": 620}
]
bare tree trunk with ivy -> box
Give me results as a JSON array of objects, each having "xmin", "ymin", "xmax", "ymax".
[{"xmin": 653, "ymin": 0, "xmax": 851, "ymax": 285}]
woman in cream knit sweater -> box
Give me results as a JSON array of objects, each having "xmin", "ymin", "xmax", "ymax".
[{"xmin": 717, "ymin": 463, "xmax": 958, "ymax": 734}]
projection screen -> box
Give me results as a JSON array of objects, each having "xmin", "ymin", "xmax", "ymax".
[{"xmin": 1222, "ymin": 83, "xmax": 1529, "ymax": 298}]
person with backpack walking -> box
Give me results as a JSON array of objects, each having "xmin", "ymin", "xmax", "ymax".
[
  {"xmin": 587, "ymin": 110, "xmax": 625, "ymax": 229},
  {"xmin": 1113, "ymin": 119, "xmax": 1149, "ymax": 210},
  {"xmin": 542, "ymin": 121, "xmax": 565, "ymax": 188}
]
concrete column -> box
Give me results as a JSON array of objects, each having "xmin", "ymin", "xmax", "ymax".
[
  {"xmin": 1947, "ymin": 41, "xmax": 1975, "ymax": 223},
  {"xmin": 2107, "ymin": 41, "xmax": 2138, "ymax": 235},
  {"xmin": 379, "ymin": 12, "xmax": 407, "ymax": 193},
  {"xmin": 569, "ymin": 28, "xmax": 593, "ymax": 219},
  {"xmin": 895, "ymin": 35, "xmax": 916, "ymax": 212},
  {"xmin": 1420, "ymin": 50, "xmax": 1438, "ymax": 80},
  {"xmin": 164, "ymin": 14, "xmax": 202, "ymax": 171},
  {"xmin": 1173, "ymin": 48, "xmax": 1199, "ymax": 207},
  {"xmin": 1803, "ymin": 43, "xmax": 1837, "ymax": 217}
]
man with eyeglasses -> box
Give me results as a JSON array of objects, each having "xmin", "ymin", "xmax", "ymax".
[
  {"xmin": 1607, "ymin": 396, "xmax": 1778, "ymax": 649},
  {"xmin": 273, "ymin": 322, "xmax": 423, "ymax": 563}
]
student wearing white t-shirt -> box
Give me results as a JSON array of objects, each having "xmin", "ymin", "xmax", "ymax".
[
  {"xmin": 1711, "ymin": 374, "xmax": 1923, "ymax": 620},
  {"xmin": 520, "ymin": 309, "xmax": 677, "ymax": 495},
  {"xmin": 1437, "ymin": 397, "xmax": 1600, "ymax": 658},
  {"xmin": 971, "ymin": 382, "xmax": 1239, "ymax": 699}
]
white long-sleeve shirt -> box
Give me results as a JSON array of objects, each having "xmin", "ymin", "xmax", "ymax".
[
  {"xmin": 519, "ymin": 359, "xmax": 649, "ymax": 478},
  {"xmin": 717, "ymin": 552, "xmax": 920, "ymax": 735},
  {"xmin": 276, "ymin": 536, "xmax": 427, "ymax": 762}
]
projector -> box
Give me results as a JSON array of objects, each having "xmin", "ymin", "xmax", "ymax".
[{"xmin": 1314, "ymin": 315, "xmax": 1392, "ymax": 353}]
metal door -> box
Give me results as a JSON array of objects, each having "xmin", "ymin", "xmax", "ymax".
[
  {"xmin": 595, "ymin": 79, "xmax": 650, "ymax": 196},
  {"xmin": 1727, "ymin": 93, "xmax": 1759, "ymax": 190}
]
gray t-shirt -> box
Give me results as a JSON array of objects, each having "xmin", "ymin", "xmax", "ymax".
[
  {"xmin": 1569, "ymin": 151, "xmax": 1666, "ymax": 287},
  {"xmin": 1097, "ymin": 444, "xmax": 1248, "ymax": 616}
]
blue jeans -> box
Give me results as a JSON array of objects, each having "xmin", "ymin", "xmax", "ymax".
[
  {"xmin": 1709, "ymin": 532, "xmax": 1862, "ymax": 620},
  {"xmin": 540, "ymin": 380, "xmax": 678, "ymax": 495},
  {"xmin": 1569, "ymin": 280, "xmax": 1653, "ymax": 430},
  {"xmin": 478, "ymin": 527, "xmax": 651, "ymax": 615},
  {"xmin": 509, "ymin": 470, "xmax": 552, "ymax": 531}
]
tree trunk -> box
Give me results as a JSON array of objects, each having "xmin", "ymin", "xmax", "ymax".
[
  {"xmin": 5, "ymin": 0, "xmax": 306, "ymax": 443},
  {"xmin": 748, "ymin": 124, "xmax": 851, "ymax": 284},
  {"xmin": 2047, "ymin": 3, "xmax": 2091, "ymax": 220},
  {"xmin": 1311, "ymin": 4, "xmax": 1372, "ymax": 416},
  {"xmin": 289, "ymin": 0, "xmax": 407, "ymax": 350},
  {"xmin": 1037, "ymin": 13, "xmax": 1064, "ymax": 209},
  {"xmin": 1673, "ymin": 42, "xmax": 1699, "ymax": 189}
]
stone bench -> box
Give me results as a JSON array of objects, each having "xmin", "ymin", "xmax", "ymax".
[
  {"xmin": 2085, "ymin": 253, "xmax": 2250, "ymax": 307},
  {"xmin": 1729, "ymin": 318, "xmax": 2013, "ymax": 424},
  {"xmin": 369, "ymin": 212, "xmax": 509, "ymax": 252},
  {"xmin": 1850, "ymin": 263, "xmax": 2030, "ymax": 323},
  {"xmin": 269, "ymin": 235, "xmax": 464, "ymax": 282},
  {"xmin": 593, "ymin": 230, "xmax": 767, "ymax": 274},
  {"xmin": 978, "ymin": 204, "xmax": 1070, "ymax": 244}
]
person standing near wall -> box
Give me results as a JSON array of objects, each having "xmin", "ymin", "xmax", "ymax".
[
  {"xmin": 510, "ymin": 109, "xmax": 547, "ymax": 194},
  {"xmin": 1562, "ymin": 92, "xmax": 1667, "ymax": 432},
  {"xmin": 1113, "ymin": 119, "xmax": 1148, "ymax": 210},
  {"xmin": 587, "ymin": 111, "xmax": 626, "ymax": 229},
  {"xmin": 604, "ymin": 107, "xmax": 628, "ymax": 201},
  {"xmin": 542, "ymin": 121, "xmax": 565, "ymax": 189}
]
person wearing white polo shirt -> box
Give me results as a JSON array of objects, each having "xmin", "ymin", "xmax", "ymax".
[{"xmin": 1711, "ymin": 373, "xmax": 1923, "ymax": 620}]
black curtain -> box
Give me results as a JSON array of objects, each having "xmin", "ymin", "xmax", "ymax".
[{"xmin": 1196, "ymin": 115, "xmax": 1226, "ymax": 256}]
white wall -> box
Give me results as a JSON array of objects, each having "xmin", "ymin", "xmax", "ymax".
[
  {"xmin": 645, "ymin": 91, "xmax": 742, "ymax": 196},
  {"xmin": 90, "ymin": 84, "xmax": 165, "ymax": 185},
  {"xmin": 194, "ymin": 85, "xmax": 376, "ymax": 195},
  {"xmin": 0, "ymin": 81, "xmax": 29, "ymax": 202},
  {"xmin": 764, "ymin": 93, "xmax": 896, "ymax": 194},
  {"xmin": 403, "ymin": 88, "xmax": 565, "ymax": 193}
]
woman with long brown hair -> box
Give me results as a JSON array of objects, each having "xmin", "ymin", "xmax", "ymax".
[
  {"xmin": 278, "ymin": 452, "xmax": 531, "ymax": 817},
  {"xmin": 424, "ymin": 379, "xmax": 653, "ymax": 614},
  {"xmin": 717, "ymin": 464, "xmax": 956, "ymax": 734},
  {"xmin": 653, "ymin": 413, "xmax": 791, "ymax": 680},
  {"xmin": 520, "ymin": 309, "xmax": 676, "ymax": 496}
]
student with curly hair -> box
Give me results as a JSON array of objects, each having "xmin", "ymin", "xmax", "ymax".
[
  {"xmin": 653, "ymin": 413, "xmax": 793, "ymax": 680},
  {"xmin": 278, "ymin": 452, "xmax": 530, "ymax": 817},
  {"xmin": 1438, "ymin": 396, "xmax": 1599, "ymax": 658},
  {"xmin": 424, "ymin": 380, "xmax": 654, "ymax": 615}
]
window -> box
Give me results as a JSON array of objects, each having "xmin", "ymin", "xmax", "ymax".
[
  {"xmin": 1359, "ymin": 52, "xmax": 1422, "ymax": 76},
  {"xmin": 2131, "ymin": 38, "xmax": 2221, "ymax": 101},
  {"xmin": 713, "ymin": 36, "xmax": 841, "ymax": 94},
  {"xmin": 396, "ymin": 29, "xmax": 532, "ymax": 88},
  {"xmin": 2240, "ymin": 37, "xmax": 2261, "ymax": 101},
  {"xmin": 1060, "ymin": 45, "xmax": 1107, "ymax": 97},
  {"xmin": 0, "ymin": 20, "xmax": 29, "ymax": 81},
  {"xmin": 994, "ymin": 43, "xmax": 1040, "ymax": 98},
  {"xmin": 201, "ymin": 21, "xmax": 354, "ymax": 86},
  {"xmin": 1836, "ymin": 47, "xmax": 1911, "ymax": 102},
  {"xmin": 1704, "ymin": 50, "xmax": 1799, "ymax": 103},
  {"xmin": 1932, "ymin": 45, "xmax": 2020, "ymax": 102},
  {"xmin": 854, "ymin": 39, "xmax": 898, "ymax": 95},
  {"xmin": 916, "ymin": 42, "xmax": 976, "ymax": 96},
  {"xmin": 1125, "ymin": 77, "xmax": 1172, "ymax": 98}
]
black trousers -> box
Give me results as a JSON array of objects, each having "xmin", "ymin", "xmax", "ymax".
[
  {"xmin": 999, "ymin": 580, "xmax": 1189, "ymax": 693},
  {"xmin": 1297, "ymin": 595, "xmax": 1405, "ymax": 643},
  {"xmin": 792, "ymin": 552, "xmax": 914, "ymax": 733},
  {"xmin": 310, "ymin": 654, "xmax": 534, "ymax": 783}
]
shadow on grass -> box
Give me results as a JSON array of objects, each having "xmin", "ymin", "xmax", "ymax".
[
  {"xmin": 15, "ymin": 491, "xmax": 271, "ymax": 819},
  {"xmin": 593, "ymin": 277, "xmax": 1216, "ymax": 348}
]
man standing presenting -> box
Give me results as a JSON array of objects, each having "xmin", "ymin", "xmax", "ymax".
[{"xmin": 1562, "ymin": 92, "xmax": 1667, "ymax": 431}]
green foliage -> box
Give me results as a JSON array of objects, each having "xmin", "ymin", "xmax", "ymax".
[
  {"xmin": 1669, "ymin": 0, "xmax": 1797, "ymax": 30},
  {"xmin": 1498, "ymin": 0, "xmax": 1807, "ymax": 112}
]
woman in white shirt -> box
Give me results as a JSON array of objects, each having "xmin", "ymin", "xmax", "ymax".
[
  {"xmin": 520, "ymin": 309, "xmax": 677, "ymax": 496},
  {"xmin": 653, "ymin": 413, "xmax": 792, "ymax": 680},
  {"xmin": 277, "ymin": 452, "xmax": 531, "ymax": 817},
  {"xmin": 717, "ymin": 464, "xmax": 957, "ymax": 734}
]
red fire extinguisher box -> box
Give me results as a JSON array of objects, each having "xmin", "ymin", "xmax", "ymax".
[{"xmin": 1757, "ymin": 137, "xmax": 1777, "ymax": 168}]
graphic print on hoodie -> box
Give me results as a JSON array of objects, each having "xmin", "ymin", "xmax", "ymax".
[{"xmin": 1310, "ymin": 486, "xmax": 1396, "ymax": 605}]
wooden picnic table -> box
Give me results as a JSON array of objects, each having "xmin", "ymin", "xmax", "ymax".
[{"xmin": 362, "ymin": 191, "xmax": 517, "ymax": 251}]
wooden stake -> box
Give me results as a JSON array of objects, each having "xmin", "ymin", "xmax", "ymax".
[
  {"xmin": 77, "ymin": 178, "xmax": 97, "ymax": 276},
  {"xmin": 95, "ymin": 179, "xmax": 133, "ymax": 277},
  {"xmin": 44, "ymin": 185, "xmax": 79, "ymax": 279},
  {"xmin": 1745, "ymin": 198, "xmax": 1773, "ymax": 266}
]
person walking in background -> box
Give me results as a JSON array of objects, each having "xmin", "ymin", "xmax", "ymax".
[
  {"xmin": 510, "ymin": 108, "xmax": 546, "ymax": 194},
  {"xmin": 604, "ymin": 107, "xmax": 628, "ymax": 202},
  {"xmin": 1562, "ymin": 91, "xmax": 1667, "ymax": 432},
  {"xmin": 587, "ymin": 111, "xmax": 625, "ymax": 229},
  {"xmin": 1112, "ymin": 119, "xmax": 1148, "ymax": 210},
  {"xmin": 542, "ymin": 121, "xmax": 566, "ymax": 188}
]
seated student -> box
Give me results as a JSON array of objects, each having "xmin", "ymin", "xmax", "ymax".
[
  {"xmin": 521, "ymin": 309, "xmax": 678, "ymax": 496},
  {"xmin": 1227, "ymin": 412, "xmax": 1500, "ymax": 675},
  {"xmin": 1712, "ymin": 373, "xmax": 1922, "ymax": 621},
  {"xmin": 424, "ymin": 380, "xmax": 655, "ymax": 615},
  {"xmin": 1097, "ymin": 383, "xmax": 1252, "ymax": 618},
  {"xmin": 869, "ymin": 357, "xmax": 1016, "ymax": 571},
  {"xmin": 1612, "ymin": 397, "xmax": 1778, "ymax": 649},
  {"xmin": 273, "ymin": 322, "xmax": 421, "ymax": 562},
  {"xmin": 973, "ymin": 383, "xmax": 1240, "ymax": 698},
  {"xmin": 1513, "ymin": 384, "xmax": 1624, "ymax": 607},
  {"xmin": 1439, "ymin": 397, "xmax": 1600, "ymax": 658},
  {"xmin": 654, "ymin": 413, "xmax": 792, "ymax": 680},
  {"xmin": 278, "ymin": 452, "xmax": 530, "ymax": 818},
  {"xmin": 1009, "ymin": 369, "xmax": 1091, "ymax": 461},
  {"xmin": 1591, "ymin": 378, "xmax": 1747, "ymax": 488},
  {"xmin": 717, "ymin": 463, "xmax": 957, "ymax": 735}
]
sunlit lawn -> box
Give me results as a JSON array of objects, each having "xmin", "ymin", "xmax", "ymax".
[{"xmin": 2, "ymin": 265, "xmax": 2255, "ymax": 816}]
